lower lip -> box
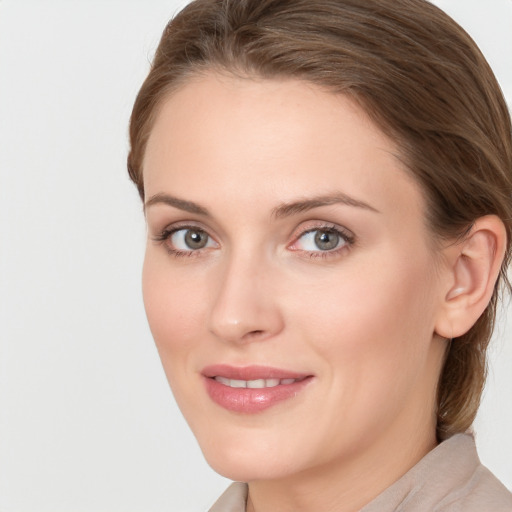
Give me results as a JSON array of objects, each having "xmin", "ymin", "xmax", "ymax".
[{"xmin": 203, "ymin": 376, "xmax": 313, "ymax": 413}]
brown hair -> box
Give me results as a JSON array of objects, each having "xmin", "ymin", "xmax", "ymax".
[{"xmin": 128, "ymin": 0, "xmax": 512, "ymax": 439}]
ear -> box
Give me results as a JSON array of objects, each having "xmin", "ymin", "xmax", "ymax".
[{"xmin": 435, "ymin": 215, "xmax": 507, "ymax": 339}]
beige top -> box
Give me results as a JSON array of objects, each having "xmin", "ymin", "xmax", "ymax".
[{"xmin": 209, "ymin": 433, "xmax": 512, "ymax": 511}]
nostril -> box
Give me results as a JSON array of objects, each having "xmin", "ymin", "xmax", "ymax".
[{"xmin": 244, "ymin": 330, "xmax": 266, "ymax": 339}]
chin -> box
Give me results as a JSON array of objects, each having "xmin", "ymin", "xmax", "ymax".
[
  {"xmin": 204, "ymin": 451, "xmax": 292, "ymax": 483},
  {"xmin": 195, "ymin": 427, "xmax": 301, "ymax": 482}
]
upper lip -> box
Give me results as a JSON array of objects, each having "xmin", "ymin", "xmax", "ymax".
[{"xmin": 201, "ymin": 364, "xmax": 311, "ymax": 381}]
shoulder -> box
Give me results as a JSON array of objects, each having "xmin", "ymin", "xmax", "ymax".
[
  {"xmin": 363, "ymin": 433, "xmax": 512, "ymax": 512},
  {"xmin": 440, "ymin": 463, "xmax": 512, "ymax": 512}
]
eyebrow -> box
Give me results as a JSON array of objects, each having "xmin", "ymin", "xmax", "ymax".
[
  {"xmin": 144, "ymin": 193, "xmax": 210, "ymax": 216},
  {"xmin": 144, "ymin": 191, "xmax": 379, "ymax": 218},
  {"xmin": 272, "ymin": 193, "xmax": 379, "ymax": 219}
]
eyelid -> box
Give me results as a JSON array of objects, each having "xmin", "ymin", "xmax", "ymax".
[
  {"xmin": 290, "ymin": 220, "xmax": 355, "ymax": 241},
  {"xmin": 151, "ymin": 219, "xmax": 215, "ymax": 239}
]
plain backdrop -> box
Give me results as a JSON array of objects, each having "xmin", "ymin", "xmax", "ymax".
[{"xmin": 0, "ymin": 1, "xmax": 510, "ymax": 511}]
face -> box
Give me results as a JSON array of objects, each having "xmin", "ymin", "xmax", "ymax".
[{"xmin": 142, "ymin": 72, "xmax": 447, "ymax": 483}]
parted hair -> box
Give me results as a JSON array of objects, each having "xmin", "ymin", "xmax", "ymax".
[{"xmin": 128, "ymin": 0, "xmax": 512, "ymax": 439}]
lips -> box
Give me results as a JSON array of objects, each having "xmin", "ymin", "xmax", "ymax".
[
  {"xmin": 202, "ymin": 365, "xmax": 313, "ymax": 413},
  {"xmin": 213, "ymin": 376, "xmax": 299, "ymax": 388}
]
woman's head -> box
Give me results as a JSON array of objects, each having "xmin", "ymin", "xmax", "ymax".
[{"xmin": 128, "ymin": 0, "xmax": 512, "ymax": 451}]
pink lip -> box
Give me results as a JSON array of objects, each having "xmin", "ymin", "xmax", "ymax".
[
  {"xmin": 202, "ymin": 364, "xmax": 308, "ymax": 381},
  {"xmin": 201, "ymin": 365, "xmax": 313, "ymax": 413}
]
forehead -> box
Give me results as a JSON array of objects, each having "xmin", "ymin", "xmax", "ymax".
[{"xmin": 143, "ymin": 72, "xmax": 424, "ymax": 223}]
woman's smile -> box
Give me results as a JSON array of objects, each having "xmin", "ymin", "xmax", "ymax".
[{"xmin": 202, "ymin": 365, "xmax": 315, "ymax": 413}]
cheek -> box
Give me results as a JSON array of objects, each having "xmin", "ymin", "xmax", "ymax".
[
  {"xmin": 287, "ymin": 254, "xmax": 440, "ymax": 448},
  {"xmin": 292, "ymin": 250, "xmax": 439, "ymax": 388},
  {"xmin": 141, "ymin": 252, "xmax": 214, "ymax": 421},
  {"xmin": 142, "ymin": 252, "xmax": 206, "ymax": 359}
]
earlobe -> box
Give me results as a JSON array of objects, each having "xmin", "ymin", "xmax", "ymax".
[{"xmin": 435, "ymin": 215, "xmax": 507, "ymax": 339}]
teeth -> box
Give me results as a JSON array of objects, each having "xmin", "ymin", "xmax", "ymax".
[
  {"xmin": 214, "ymin": 377, "xmax": 297, "ymax": 388},
  {"xmin": 247, "ymin": 379, "xmax": 265, "ymax": 389}
]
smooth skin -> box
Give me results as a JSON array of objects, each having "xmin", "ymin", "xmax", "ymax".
[{"xmin": 141, "ymin": 72, "xmax": 506, "ymax": 512}]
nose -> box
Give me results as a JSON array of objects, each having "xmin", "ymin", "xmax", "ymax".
[{"xmin": 208, "ymin": 251, "xmax": 285, "ymax": 344}]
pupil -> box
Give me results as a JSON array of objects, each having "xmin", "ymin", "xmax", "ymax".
[
  {"xmin": 185, "ymin": 229, "xmax": 207, "ymax": 249},
  {"xmin": 314, "ymin": 230, "xmax": 339, "ymax": 250}
]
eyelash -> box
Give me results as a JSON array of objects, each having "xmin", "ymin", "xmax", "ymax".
[
  {"xmin": 151, "ymin": 223, "xmax": 355, "ymax": 259},
  {"xmin": 151, "ymin": 224, "xmax": 211, "ymax": 258}
]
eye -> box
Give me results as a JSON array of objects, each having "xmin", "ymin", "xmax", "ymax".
[
  {"xmin": 152, "ymin": 225, "xmax": 218, "ymax": 257},
  {"xmin": 290, "ymin": 226, "xmax": 353, "ymax": 254},
  {"xmin": 169, "ymin": 228, "xmax": 216, "ymax": 251}
]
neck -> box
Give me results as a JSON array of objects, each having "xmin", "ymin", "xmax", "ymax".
[{"xmin": 246, "ymin": 415, "xmax": 438, "ymax": 512}]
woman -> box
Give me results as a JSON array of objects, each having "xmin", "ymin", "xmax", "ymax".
[{"xmin": 127, "ymin": 0, "xmax": 512, "ymax": 510}]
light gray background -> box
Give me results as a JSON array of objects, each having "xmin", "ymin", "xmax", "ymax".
[{"xmin": 0, "ymin": 1, "xmax": 510, "ymax": 511}]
